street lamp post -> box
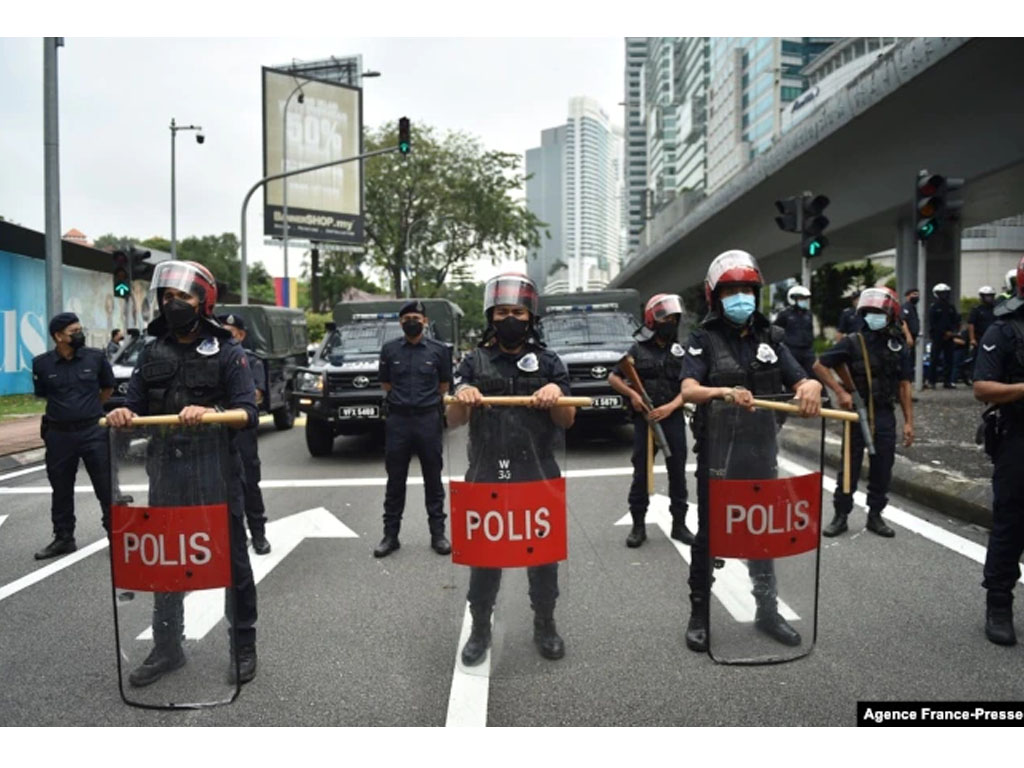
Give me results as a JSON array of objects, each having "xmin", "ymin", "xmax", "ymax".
[
  {"xmin": 170, "ymin": 117, "xmax": 204, "ymax": 259},
  {"xmin": 281, "ymin": 81, "xmax": 309, "ymax": 280}
]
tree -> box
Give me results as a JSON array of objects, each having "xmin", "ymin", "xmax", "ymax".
[
  {"xmin": 436, "ymin": 279, "xmax": 486, "ymax": 347},
  {"xmin": 300, "ymin": 246, "xmax": 380, "ymax": 313},
  {"xmin": 362, "ymin": 121, "xmax": 546, "ymax": 298},
  {"xmin": 810, "ymin": 258, "xmax": 895, "ymax": 329}
]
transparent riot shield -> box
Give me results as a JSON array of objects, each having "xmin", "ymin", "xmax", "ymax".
[
  {"xmin": 446, "ymin": 398, "xmax": 571, "ymax": 679},
  {"xmin": 107, "ymin": 422, "xmax": 240, "ymax": 709},
  {"xmin": 704, "ymin": 393, "xmax": 824, "ymax": 665}
]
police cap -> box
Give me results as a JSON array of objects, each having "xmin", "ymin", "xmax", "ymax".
[
  {"xmin": 49, "ymin": 312, "xmax": 80, "ymax": 337},
  {"xmin": 399, "ymin": 300, "xmax": 427, "ymax": 317},
  {"xmin": 218, "ymin": 313, "xmax": 246, "ymax": 331}
]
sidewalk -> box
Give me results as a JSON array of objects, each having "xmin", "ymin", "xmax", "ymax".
[
  {"xmin": 0, "ymin": 414, "xmax": 44, "ymax": 470},
  {"xmin": 780, "ymin": 386, "xmax": 993, "ymax": 527}
]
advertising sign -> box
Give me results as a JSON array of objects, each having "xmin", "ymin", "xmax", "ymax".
[{"xmin": 262, "ymin": 66, "xmax": 363, "ymax": 245}]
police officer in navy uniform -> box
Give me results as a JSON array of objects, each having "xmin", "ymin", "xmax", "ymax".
[
  {"xmin": 814, "ymin": 288, "xmax": 914, "ymax": 539},
  {"xmin": 968, "ymin": 287, "xmax": 998, "ymax": 380},
  {"xmin": 106, "ymin": 329, "xmax": 124, "ymax": 360},
  {"xmin": 31, "ymin": 313, "xmax": 116, "ymax": 559},
  {"xmin": 928, "ymin": 282, "xmax": 960, "ymax": 389},
  {"xmin": 375, "ymin": 300, "xmax": 453, "ymax": 558},
  {"xmin": 773, "ymin": 285, "xmax": 816, "ymax": 380},
  {"xmin": 107, "ymin": 260, "xmax": 260, "ymax": 686},
  {"xmin": 680, "ymin": 251, "xmax": 822, "ymax": 653},
  {"xmin": 448, "ymin": 273, "xmax": 574, "ymax": 665},
  {"xmin": 973, "ymin": 255, "xmax": 1024, "ymax": 646},
  {"xmin": 836, "ymin": 291, "xmax": 864, "ymax": 341},
  {"xmin": 902, "ymin": 288, "xmax": 921, "ymax": 348},
  {"xmin": 219, "ymin": 314, "xmax": 271, "ymax": 555},
  {"xmin": 608, "ymin": 293, "xmax": 692, "ymax": 548}
]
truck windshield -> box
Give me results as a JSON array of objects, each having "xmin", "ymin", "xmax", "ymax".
[
  {"xmin": 540, "ymin": 313, "xmax": 636, "ymax": 346},
  {"xmin": 114, "ymin": 336, "xmax": 148, "ymax": 368},
  {"xmin": 323, "ymin": 322, "xmax": 404, "ymax": 358}
]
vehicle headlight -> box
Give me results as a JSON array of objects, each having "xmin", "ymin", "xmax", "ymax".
[{"xmin": 297, "ymin": 372, "xmax": 324, "ymax": 393}]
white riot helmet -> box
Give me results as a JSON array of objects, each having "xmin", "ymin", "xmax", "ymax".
[
  {"xmin": 1006, "ymin": 268, "xmax": 1019, "ymax": 294},
  {"xmin": 932, "ymin": 282, "xmax": 952, "ymax": 298},
  {"xmin": 979, "ymin": 286, "xmax": 996, "ymax": 296},
  {"xmin": 787, "ymin": 285, "xmax": 811, "ymax": 305}
]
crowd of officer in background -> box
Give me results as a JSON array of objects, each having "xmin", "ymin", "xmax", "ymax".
[{"xmin": 24, "ymin": 249, "xmax": 1024, "ymax": 687}]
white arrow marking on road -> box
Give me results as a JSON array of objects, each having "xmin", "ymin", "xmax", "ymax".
[
  {"xmin": 0, "ymin": 515, "xmax": 6, "ymax": 531},
  {"xmin": 445, "ymin": 603, "xmax": 491, "ymax": 727},
  {"xmin": 137, "ymin": 507, "xmax": 356, "ymax": 641},
  {"xmin": 615, "ymin": 494, "xmax": 798, "ymax": 623},
  {"xmin": 0, "ymin": 539, "xmax": 109, "ymax": 603}
]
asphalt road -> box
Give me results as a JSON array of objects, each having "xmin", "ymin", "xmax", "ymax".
[{"xmin": 0, "ymin": 414, "xmax": 1020, "ymax": 728}]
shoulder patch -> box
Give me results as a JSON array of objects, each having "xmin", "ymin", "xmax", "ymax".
[
  {"xmin": 687, "ymin": 346, "xmax": 703, "ymax": 356},
  {"xmin": 983, "ymin": 343, "xmax": 997, "ymax": 352},
  {"xmin": 517, "ymin": 352, "xmax": 539, "ymax": 372},
  {"xmin": 887, "ymin": 338, "xmax": 904, "ymax": 352},
  {"xmin": 196, "ymin": 337, "xmax": 220, "ymax": 357},
  {"xmin": 670, "ymin": 342, "xmax": 685, "ymax": 357}
]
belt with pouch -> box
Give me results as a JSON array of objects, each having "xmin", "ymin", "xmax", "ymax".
[{"xmin": 44, "ymin": 416, "xmax": 100, "ymax": 432}]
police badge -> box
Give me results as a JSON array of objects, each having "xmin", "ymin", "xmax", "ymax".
[
  {"xmin": 517, "ymin": 352, "xmax": 539, "ymax": 372},
  {"xmin": 197, "ymin": 337, "xmax": 220, "ymax": 356},
  {"xmin": 671, "ymin": 342, "xmax": 685, "ymax": 357},
  {"xmin": 756, "ymin": 343, "xmax": 778, "ymax": 364}
]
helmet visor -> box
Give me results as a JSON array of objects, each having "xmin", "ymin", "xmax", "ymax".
[
  {"xmin": 648, "ymin": 294, "xmax": 683, "ymax": 322},
  {"xmin": 150, "ymin": 261, "xmax": 210, "ymax": 301},
  {"xmin": 484, "ymin": 275, "xmax": 538, "ymax": 315}
]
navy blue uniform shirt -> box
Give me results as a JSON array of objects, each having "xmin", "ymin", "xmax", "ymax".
[
  {"xmin": 818, "ymin": 330, "xmax": 913, "ymax": 387},
  {"xmin": 679, "ymin": 317, "xmax": 808, "ymax": 387},
  {"xmin": 838, "ymin": 307, "xmax": 865, "ymax": 335},
  {"xmin": 969, "ymin": 302, "xmax": 996, "ymax": 343},
  {"xmin": 773, "ymin": 306, "xmax": 814, "ymax": 351},
  {"xmin": 125, "ymin": 328, "xmax": 258, "ymax": 428},
  {"xmin": 973, "ymin": 315, "xmax": 1024, "ymax": 385},
  {"xmin": 244, "ymin": 350, "xmax": 266, "ymax": 399},
  {"xmin": 455, "ymin": 343, "xmax": 570, "ymax": 396},
  {"xmin": 928, "ymin": 300, "xmax": 960, "ymax": 339},
  {"xmin": 902, "ymin": 302, "xmax": 921, "ymax": 338},
  {"xmin": 32, "ymin": 346, "xmax": 115, "ymax": 422},
  {"xmin": 379, "ymin": 335, "xmax": 453, "ymax": 408}
]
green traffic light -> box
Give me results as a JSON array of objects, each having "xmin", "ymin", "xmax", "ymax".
[
  {"xmin": 808, "ymin": 240, "xmax": 821, "ymax": 256},
  {"xmin": 919, "ymin": 221, "xmax": 935, "ymax": 238},
  {"xmin": 114, "ymin": 283, "xmax": 130, "ymax": 298},
  {"xmin": 399, "ymin": 141, "xmax": 410, "ymax": 154}
]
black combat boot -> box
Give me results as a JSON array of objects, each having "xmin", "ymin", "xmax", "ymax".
[
  {"xmin": 625, "ymin": 513, "xmax": 647, "ymax": 548},
  {"xmin": 373, "ymin": 531, "xmax": 401, "ymax": 558},
  {"xmin": 460, "ymin": 606, "xmax": 492, "ymax": 666},
  {"xmin": 754, "ymin": 598, "xmax": 802, "ymax": 647},
  {"xmin": 34, "ymin": 536, "xmax": 77, "ymax": 560},
  {"xmin": 822, "ymin": 511, "xmax": 848, "ymax": 537},
  {"xmin": 430, "ymin": 525, "xmax": 451, "ymax": 555},
  {"xmin": 865, "ymin": 511, "xmax": 895, "ymax": 538},
  {"xmin": 532, "ymin": 605, "xmax": 565, "ymax": 660},
  {"xmin": 250, "ymin": 530, "xmax": 271, "ymax": 555},
  {"xmin": 229, "ymin": 645, "xmax": 258, "ymax": 684},
  {"xmin": 985, "ymin": 592, "xmax": 1017, "ymax": 646},
  {"xmin": 670, "ymin": 518, "xmax": 695, "ymax": 545},
  {"xmin": 128, "ymin": 644, "xmax": 187, "ymax": 687},
  {"xmin": 685, "ymin": 593, "xmax": 709, "ymax": 652}
]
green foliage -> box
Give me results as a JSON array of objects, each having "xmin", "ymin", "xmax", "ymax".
[
  {"xmin": 362, "ymin": 121, "xmax": 545, "ymax": 298},
  {"xmin": 436, "ymin": 279, "xmax": 485, "ymax": 348},
  {"xmin": 810, "ymin": 258, "xmax": 895, "ymax": 328},
  {"xmin": 304, "ymin": 312, "xmax": 333, "ymax": 344},
  {"xmin": 0, "ymin": 394, "xmax": 46, "ymax": 420},
  {"xmin": 300, "ymin": 247, "xmax": 379, "ymax": 313}
]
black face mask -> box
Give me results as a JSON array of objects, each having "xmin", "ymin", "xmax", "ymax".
[
  {"xmin": 402, "ymin": 320, "xmax": 424, "ymax": 338},
  {"xmin": 494, "ymin": 316, "xmax": 529, "ymax": 348},
  {"xmin": 909, "ymin": 296, "xmax": 920, "ymax": 305},
  {"xmin": 68, "ymin": 331, "xmax": 86, "ymax": 350},
  {"xmin": 163, "ymin": 298, "xmax": 199, "ymax": 333},
  {"xmin": 655, "ymin": 321, "xmax": 678, "ymax": 341}
]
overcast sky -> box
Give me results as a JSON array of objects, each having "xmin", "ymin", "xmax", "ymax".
[{"xmin": 0, "ymin": 35, "xmax": 623, "ymax": 281}]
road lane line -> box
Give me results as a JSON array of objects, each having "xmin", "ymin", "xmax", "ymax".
[
  {"xmin": 0, "ymin": 465, "xmax": 46, "ymax": 482},
  {"xmin": 0, "ymin": 539, "xmax": 109, "ymax": 603},
  {"xmin": 445, "ymin": 602, "xmax": 490, "ymax": 727}
]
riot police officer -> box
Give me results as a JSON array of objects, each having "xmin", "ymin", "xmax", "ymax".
[
  {"xmin": 219, "ymin": 313, "xmax": 271, "ymax": 555},
  {"xmin": 31, "ymin": 313, "xmax": 115, "ymax": 559},
  {"xmin": 973, "ymin": 255, "xmax": 1024, "ymax": 646},
  {"xmin": 680, "ymin": 251, "xmax": 822, "ymax": 653},
  {"xmin": 608, "ymin": 293, "xmax": 692, "ymax": 547},
  {"xmin": 968, "ymin": 287, "xmax": 998, "ymax": 369},
  {"xmin": 836, "ymin": 291, "xmax": 864, "ymax": 341},
  {"xmin": 814, "ymin": 288, "xmax": 914, "ymax": 538},
  {"xmin": 375, "ymin": 300, "xmax": 453, "ymax": 558},
  {"xmin": 106, "ymin": 260, "xmax": 260, "ymax": 686},
  {"xmin": 447, "ymin": 273, "xmax": 575, "ymax": 665},
  {"xmin": 902, "ymin": 288, "xmax": 922, "ymax": 348},
  {"xmin": 928, "ymin": 282, "xmax": 960, "ymax": 389},
  {"xmin": 773, "ymin": 285, "xmax": 816, "ymax": 379}
]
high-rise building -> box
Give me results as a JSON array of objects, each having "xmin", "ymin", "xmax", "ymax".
[
  {"xmin": 624, "ymin": 38, "xmax": 649, "ymax": 263},
  {"xmin": 706, "ymin": 37, "xmax": 837, "ymax": 192},
  {"xmin": 526, "ymin": 97, "xmax": 623, "ymax": 293}
]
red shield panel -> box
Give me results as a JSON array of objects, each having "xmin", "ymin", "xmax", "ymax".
[
  {"xmin": 110, "ymin": 504, "xmax": 232, "ymax": 592},
  {"xmin": 708, "ymin": 473, "xmax": 821, "ymax": 559},
  {"xmin": 450, "ymin": 478, "xmax": 567, "ymax": 568}
]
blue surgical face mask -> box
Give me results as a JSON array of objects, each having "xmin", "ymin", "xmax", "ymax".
[
  {"xmin": 721, "ymin": 293, "xmax": 756, "ymax": 325},
  {"xmin": 864, "ymin": 313, "xmax": 888, "ymax": 331},
  {"xmin": 796, "ymin": 299, "xmax": 810, "ymax": 310}
]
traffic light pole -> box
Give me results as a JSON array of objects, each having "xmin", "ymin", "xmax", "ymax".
[
  {"xmin": 43, "ymin": 38, "xmax": 64, "ymax": 346},
  {"xmin": 240, "ymin": 144, "xmax": 400, "ymax": 305},
  {"xmin": 916, "ymin": 239, "xmax": 926, "ymax": 392}
]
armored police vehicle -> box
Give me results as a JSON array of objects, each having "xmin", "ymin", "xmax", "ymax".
[
  {"xmin": 217, "ymin": 304, "xmax": 309, "ymax": 430},
  {"xmin": 536, "ymin": 289, "xmax": 642, "ymax": 423},
  {"xmin": 293, "ymin": 298, "xmax": 462, "ymax": 456}
]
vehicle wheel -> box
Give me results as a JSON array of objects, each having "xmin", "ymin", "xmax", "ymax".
[
  {"xmin": 273, "ymin": 401, "xmax": 295, "ymax": 431},
  {"xmin": 305, "ymin": 418, "xmax": 334, "ymax": 456}
]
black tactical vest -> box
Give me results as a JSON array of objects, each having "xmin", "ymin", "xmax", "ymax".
[
  {"xmin": 140, "ymin": 337, "xmax": 227, "ymax": 416},
  {"xmin": 633, "ymin": 339, "xmax": 684, "ymax": 407},
  {"xmin": 467, "ymin": 346, "xmax": 557, "ymax": 479},
  {"xmin": 702, "ymin": 323, "xmax": 785, "ymax": 395},
  {"xmin": 848, "ymin": 332, "xmax": 902, "ymax": 408},
  {"xmin": 996, "ymin": 317, "xmax": 1024, "ymax": 425}
]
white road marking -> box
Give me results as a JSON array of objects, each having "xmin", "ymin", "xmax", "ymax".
[
  {"xmin": 445, "ymin": 602, "xmax": 491, "ymax": 727},
  {"xmin": 137, "ymin": 507, "xmax": 356, "ymax": 641},
  {"xmin": 615, "ymin": 495, "xmax": 798, "ymax": 622},
  {"xmin": 0, "ymin": 464, "xmax": 46, "ymax": 482},
  {"xmin": 0, "ymin": 538, "xmax": 110, "ymax": 603},
  {"xmin": 0, "ymin": 515, "xmax": 6, "ymax": 530}
]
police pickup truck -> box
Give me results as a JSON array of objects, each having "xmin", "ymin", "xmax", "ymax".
[
  {"xmin": 293, "ymin": 298, "xmax": 462, "ymax": 457},
  {"xmin": 536, "ymin": 289, "xmax": 642, "ymax": 423}
]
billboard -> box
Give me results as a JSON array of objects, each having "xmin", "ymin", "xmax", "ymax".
[{"xmin": 262, "ymin": 66, "xmax": 364, "ymax": 245}]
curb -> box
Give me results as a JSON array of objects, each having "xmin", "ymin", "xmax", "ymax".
[
  {"xmin": 0, "ymin": 447, "xmax": 46, "ymax": 473},
  {"xmin": 778, "ymin": 428, "xmax": 992, "ymax": 528}
]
